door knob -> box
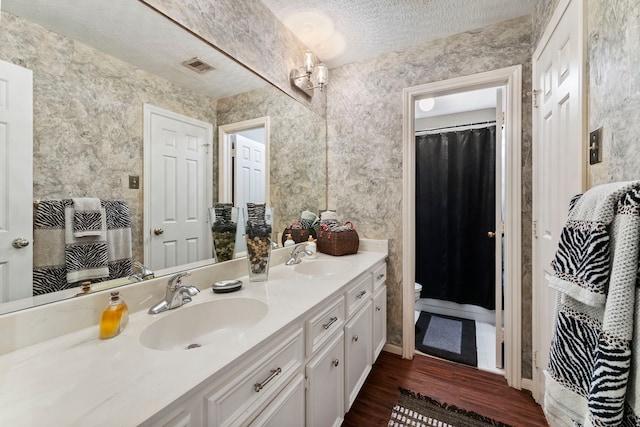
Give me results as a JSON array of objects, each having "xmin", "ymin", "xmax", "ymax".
[
  {"xmin": 153, "ymin": 228, "xmax": 164, "ymax": 236},
  {"xmin": 487, "ymin": 231, "xmax": 496, "ymax": 238},
  {"xmin": 12, "ymin": 238, "xmax": 30, "ymax": 248}
]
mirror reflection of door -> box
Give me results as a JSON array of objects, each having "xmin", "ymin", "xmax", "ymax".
[
  {"xmin": 0, "ymin": 60, "xmax": 33, "ymax": 302},
  {"xmin": 143, "ymin": 104, "xmax": 213, "ymax": 271},
  {"xmin": 234, "ymin": 132, "xmax": 266, "ymax": 209},
  {"xmin": 219, "ymin": 117, "xmax": 270, "ymax": 255}
]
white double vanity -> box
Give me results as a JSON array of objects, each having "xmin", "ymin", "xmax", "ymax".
[{"xmin": 0, "ymin": 240, "xmax": 388, "ymax": 426}]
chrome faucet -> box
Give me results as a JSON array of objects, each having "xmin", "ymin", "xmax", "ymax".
[
  {"xmin": 285, "ymin": 243, "xmax": 313, "ymax": 266},
  {"xmin": 148, "ymin": 272, "xmax": 200, "ymax": 314},
  {"xmin": 129, "ymin": 261, "xmax": 155, "ymax": 282}
]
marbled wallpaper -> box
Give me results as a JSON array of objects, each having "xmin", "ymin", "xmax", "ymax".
[
  {"xmin": 1, "ymin": 12, "xmax": 218, "ymax": 264},
  {"xmin": 534, "ymin": 0, "xmax": 640, "ymax": 185},
  {"xmin": 586, "ymin": 0, "xmax": 640, "ymax": 186},
  {"xmin": 140, "ymin": 0, "xmax": 327, "ymax": 119},
  {"xmin": 326, "ymin": 15, "xmax": 534, "ymax": 378},
  {"xmin": 216, "ymin": 87, "xmax": 327, "ymax": 234}
]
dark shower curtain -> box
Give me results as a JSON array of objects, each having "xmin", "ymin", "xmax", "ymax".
[{"xmin": 415, "ymin": 126, "xmax": 496, "ymax": 310}]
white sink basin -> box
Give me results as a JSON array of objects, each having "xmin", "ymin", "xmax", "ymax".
[
  {"xmin": 293, "ymin": 259, "xmax": 350, "ymax": 279},
  {"xmin": 140, "ymin": 298, "xmax": 268, "ymax": 351}
]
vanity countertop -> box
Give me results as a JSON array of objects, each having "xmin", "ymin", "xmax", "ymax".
[{"xmin": 0, "ymin": 250, "xmax": 386, "ymax": 426}]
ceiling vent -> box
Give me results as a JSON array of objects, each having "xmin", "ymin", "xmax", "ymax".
[{"xmin": 181, "ymin": 57, "xmax": 215, "ymax": 74}]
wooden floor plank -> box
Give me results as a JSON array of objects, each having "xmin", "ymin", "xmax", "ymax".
[{"xmin": 342, "ymin": 351, "xmax": 548, "ymax": 426}]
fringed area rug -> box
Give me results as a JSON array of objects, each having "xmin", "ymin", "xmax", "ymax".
[{"xmin": 388, "ymin": 388, "xmax": 513, "ymax": 427}]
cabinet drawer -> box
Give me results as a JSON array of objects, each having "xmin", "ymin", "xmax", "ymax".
[
  {"xmin": 306, "ymin": 297, "xmax": 345, "ymax": 356},
  {"xmin": 372, "ymin": 263, "xmax": 387, "ymax": 291},
  {"xmin": 248, "ymin": 374, "xmax": 305, "ymax": 427},
  {"xmin": 205, "ymin": 329, "xmax": 304, "ymax": 427},
  {"xmin": 345, "ymin": 274, "xmax": 372, "ymax": 318}
]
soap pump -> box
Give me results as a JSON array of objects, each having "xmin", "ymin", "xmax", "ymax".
[
  {"xmin": 99, "ymin": 291, "xmax": 129, "ymax": 339},
  {"xmin": 284, "ymin": 233, "xmax": 295, "ymax": 247},
  {"xmin": 306, "ymin": 235, "xmax": 317, "ymax": 259}
]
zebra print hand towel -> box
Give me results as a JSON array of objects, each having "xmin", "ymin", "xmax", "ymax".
[
  {"xmin": 65, "ymin": 204, "xmax": 110, "ymax": 284},
  {"xmin": 72, "ymin": 198, "xmax": 103, "ymax": 237},
  {"xmin": 550, "ymin": 181, "xmax": 640, "ymax": 307},
  {"xmin": 545, "ymin": 183, "xmax": 640, "ymax": 427}
]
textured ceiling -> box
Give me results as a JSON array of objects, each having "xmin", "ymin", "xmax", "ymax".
[
  {"xmin": 2, "ymin": 0, "xmax": 267, "ymax": 100},
  {"xmin": 261, "ymin": 0, "xmax": 537, "ymax": 68}
]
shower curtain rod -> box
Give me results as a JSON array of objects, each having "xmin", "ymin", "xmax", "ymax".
[{"xmin": 415, "ymin": 120, "xmax": 497, "ymax": 135}]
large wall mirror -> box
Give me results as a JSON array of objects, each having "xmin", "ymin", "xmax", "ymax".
[{"xmin": 0, "ymin": 0, "xmax": 327, "ymax": 314}]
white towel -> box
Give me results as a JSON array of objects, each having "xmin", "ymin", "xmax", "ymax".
[{"xmin": 72, "ymin": 198, "xmax": 103, "ymax": 237}]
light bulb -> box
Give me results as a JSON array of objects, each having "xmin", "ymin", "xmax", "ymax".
[
  {"xmin": 304, "ymin": 51, "xmax": 315, "ymax": 74},
  {"xmin": 418, "ymin": 98, "xmax": 435, "ymax": 112},
  {"xmin": 316, "ymin": 63, "xmax": 328, "ymax": 86}
]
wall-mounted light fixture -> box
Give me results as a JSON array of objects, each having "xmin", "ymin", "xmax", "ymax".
[{"xmin": 290, "ymin": 51, "xmax": 328, "ymax": 97}]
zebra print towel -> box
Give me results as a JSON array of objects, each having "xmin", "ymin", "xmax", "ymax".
[
  {"xmin": 72, "ymin": 198, "xmax": 103, "ymax": 237},
  {"xmin": 33, "ymin": 199, "xmax": 133, "ymax": 295},
  {"xmin": 64, "ymin": 204, "xmax": 110, "ymax": 283},
  {"xmin": 544, "ymin": 182, "xmax": 640, "ymax": 427}
]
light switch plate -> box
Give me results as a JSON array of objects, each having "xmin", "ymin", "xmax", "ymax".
[
  {"xmin": 129, "ymin": 175, "xmax": 140, "ymax": 189},
  {"xmin": 589, "ymin": 127, "xmax": 602, "ymax": 165}
]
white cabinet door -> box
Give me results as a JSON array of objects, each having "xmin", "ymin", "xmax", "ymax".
[
  {"xmin": 306, "ymin": 331, "xmax": 344, "ymax": 427},
  {"xmin": 344, "ymin": 300, "xmax": 373, "ymax": 411},
  {"xmin": 249, "ymin": 374, "xmax": 305, "ymax": 427},
  {"xmin": 372, "ymin": 286, "xmax": 387, "ymax": 361}
]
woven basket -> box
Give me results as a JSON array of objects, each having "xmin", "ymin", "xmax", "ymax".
[{"xmin": 317, "ymin": 223, "xmax": 359, "ymax": 256}]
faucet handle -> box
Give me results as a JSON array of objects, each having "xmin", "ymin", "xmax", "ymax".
[{"xmin": 168, "ymin": 271, "xmax": 191, "ymax": 288}]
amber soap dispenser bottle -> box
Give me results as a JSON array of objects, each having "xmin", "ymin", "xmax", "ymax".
[{"xmin": 99, "ymin": 291, "xmax": 129, "ymax": 339}]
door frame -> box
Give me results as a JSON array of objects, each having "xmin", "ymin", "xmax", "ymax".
[
  {"xmin": 142, "ymin": 103, "xmax": 214, "ymax": 268},
  {"xmin": 402, "ymin": 65, "xmax": 523, "ymax": 388},
  {"xmin": 218, "ymin": 116, "xmax": 271, "ymax": 206}
]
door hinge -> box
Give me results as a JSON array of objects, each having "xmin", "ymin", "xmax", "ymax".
[
  {"xmin": 532, "ymin": 220, "xmax": 538, "ymax": 238},
  {"xmin": 497, "ymin": 327, "xmax": 505, "ymax": 344},
  {"xmin": 231, "ymin": 148, "xmax": 236, "ymax": 158},
  {"xmin": 533, "ymin": 350, "xmax": 539, "ymax": 369},
  {"xmin": 532, "ymin": 89, "xmax": 539, "ymax": 108},
  {"xmin": 304, "ymin": 376, "xmax": 310, "ymax": 390}
]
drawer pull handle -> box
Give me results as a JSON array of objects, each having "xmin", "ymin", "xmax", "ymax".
[
  {"xmin": 376, "ymin": 273, "xmax": 385, "ymax": 280},
  {"xmin": 356, "ymin": 290, "xmax": 367, "ymax": 299},
  {"xmin": 332, "ymin": 359, "xmax": 340, "ymax": 367},
  {"xmin": 376, "ymin": 305, "xmax": 382, "ymax": 311},
  {"xmin": 323, "ymin": 316, "xmax": 338, "ymax": 329},
  {"xmin": 353, "ymin": 335, "xmax": 359, "ymax": 342},
  {"xmin": 254, "ymin": 367, "xmax": 282, "ymax": 392}
]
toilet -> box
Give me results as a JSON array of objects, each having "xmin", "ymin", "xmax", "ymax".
[{"xmin": 414, "ymin": 282, "xmax": 422, "ymax": 302}]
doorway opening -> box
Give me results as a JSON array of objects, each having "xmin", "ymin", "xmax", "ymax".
[
  {"xmin": 413, "ymin": 86, "xmax": 505, "ymax": 373},
  {"xmin": 218, "ymin": 117, "xmax": 270, "ymax": 255},
  {"xmin": 402, "ymin": 66, "xmax": 523, "ymax": 388}
]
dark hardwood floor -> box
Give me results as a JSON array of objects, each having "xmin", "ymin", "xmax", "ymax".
[{"xmin": 343, "ymin": 351, "xmax": 548, "ymax": 426}]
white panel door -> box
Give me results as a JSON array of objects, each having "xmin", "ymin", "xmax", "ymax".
[
  {"xmin": 0, "ymin": 60, "xmax": 33, "ymax": 302},
  {"xmin": 532, "ymin": 0, "xmax": 585, "ymax": 404},
  {"xmin": 144, "ymin": 104, "xmax": 212, "ymax": 271},
  {"xmin": 234, "ymin": 134, "xmax": 266, "ymax": 210}
]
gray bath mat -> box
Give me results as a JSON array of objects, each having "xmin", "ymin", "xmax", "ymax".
[{"xmin": 415, "ymin": 311, "xmax": 477, "ymax": 367}]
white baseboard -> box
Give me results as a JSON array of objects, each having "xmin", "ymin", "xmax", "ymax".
[
  {"xmin": 383, "ymin": 343, "xmax": 403, "ymax": 357},
  {"xmin": 521, "ymin": 378, "xmax": 533, "ymax": 392},
  {"xmin": 416, "ymin": 298, "xmax": 498, "ymax": 325}
]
